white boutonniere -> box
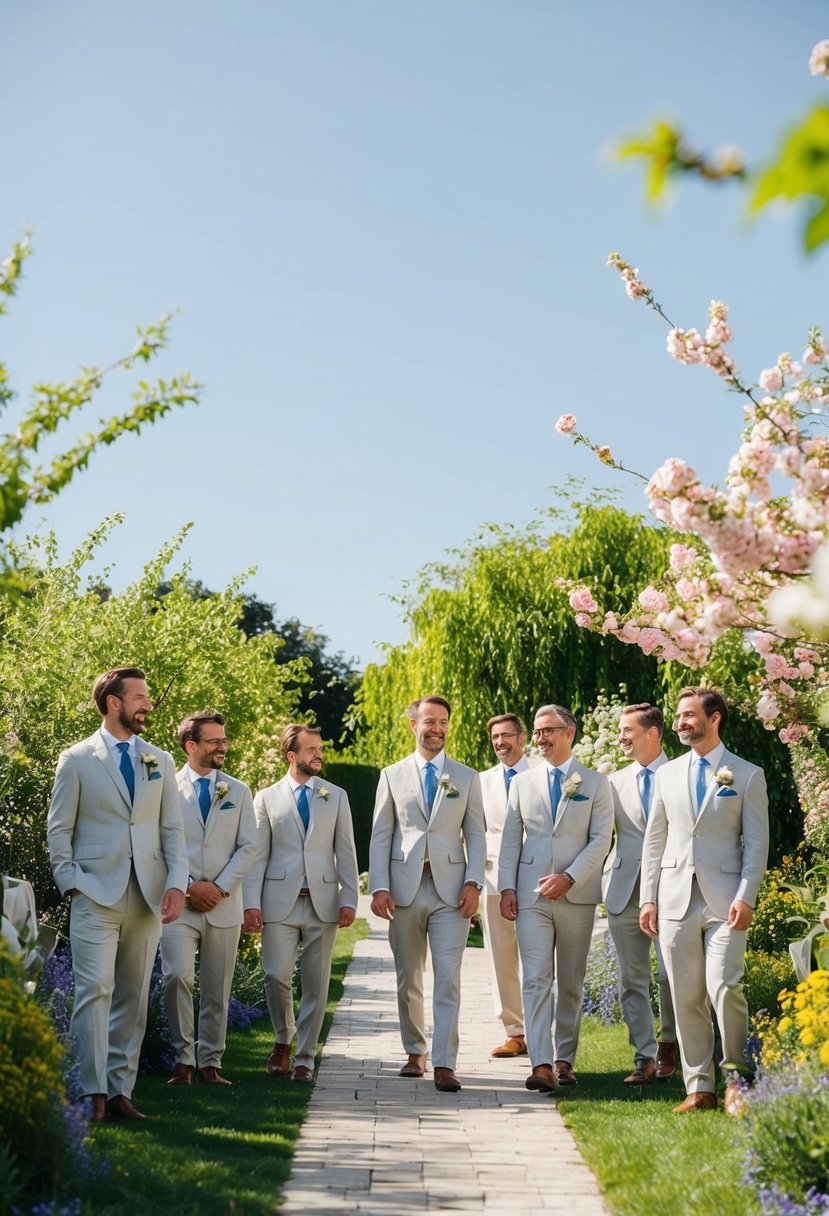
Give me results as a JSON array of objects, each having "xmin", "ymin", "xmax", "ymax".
[
  {"xmin": 715, "ymin": 767, "xmax": 733, "ymax": 787},
  {"xmin": 438, "ymin": 774, "xmax": 460, "ymax": 798},
  {"xmin": 316, "ymin": 786, "xmax": 330, "ymax": 802},
  {"xmin": 140, "ymin": 753, "xmax": 159, "ymax": 775},
  {"xmin": 563, "ymin": 772, "xmax": 583, "ymax": 799},
  {"xmin": 215, "ymin": 781, "xmax": 229, "ymax": 801}
]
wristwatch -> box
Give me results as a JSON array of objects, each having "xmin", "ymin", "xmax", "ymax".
[{"xmin": 465, "ymin": 881, "xmax": 483, "ymax": 891}]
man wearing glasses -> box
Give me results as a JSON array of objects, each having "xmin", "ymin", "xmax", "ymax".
[
  {"xmin": 480, "ymin": 713, "xmax": 533, "ymax": 1059},
  {"xmin": 499, "ymin": 704, "xmax": 613, "ymax": 1094},
  {"xmin": 161, "ymin": 711, "xmax": 257, "ymax": 1087}
]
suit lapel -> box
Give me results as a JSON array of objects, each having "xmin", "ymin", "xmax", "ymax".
[
  {"xmin": 91, "ymin": 732, "xmax": 132, "ymax": 813},
  {"xmin": 555, "ymin": 760, "xmax": 581, "ymax": 829},
  {"xmin": 697, "ymin": 750, "xmax": 730, "ymax": 821},
  {"xmin": 280, "ymin": 777, "xmax": 307, "ymax": 839},
  {"xmin": 676, "ymin": 753, "xmax": 696, "ymax": 822},
  {"xmin": 177, "ymin": 768, "xmax": 204, "ymax": 832},
  {"xmin": 408, "ymin": 755, "xmax": 428, "ymax": 822}
]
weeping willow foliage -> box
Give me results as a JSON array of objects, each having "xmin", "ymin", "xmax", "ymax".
[{"xmin": 351, "ymin": 503, "xmax": 673, "ymax": 769}]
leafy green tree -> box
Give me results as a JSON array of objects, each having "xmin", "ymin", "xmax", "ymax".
[
  {"xmin": 0, "ymin": 234, "xmax": 201, "ymax": 594},
  {"xmin": 0, "ymin": 523, "xmax": 306, "ymax": 915}
]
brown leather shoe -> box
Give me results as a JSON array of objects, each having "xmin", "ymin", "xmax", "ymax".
[
  {"xmin": 106, "ymin": 1095, "xmax": 147, "ymax": 1120},
  {"xmin": 554, "ymin": 1060, "xmax": 577, "ymax": 1086},
  {"xmin": 525, "ymin": 1064, "xmax": 557, "ymax": 1093},
  {"xmin": 491, "ymin": 1034, "xmax": 527, "ymax": 1058},
  {"xmin": 167, "ymin": 1064, "xmax": 193, "ymax": 1086},
  {"xmin": 433, "ymin": 1067, "xmax": 461, "ymax": 1092},
  {"xmin": 292, "ymin": 1065, "xmax": 314, "ymax": 1084},
  {"xmin": 265, "ymin": 1042, "xmax": 292, "ymax": 1076},
  {"xmin": 199, "ymin": 1066, "xmax": 231, "ymax": 1085},
  {"xmin": 673, "ymin": 1091, "xmax": 717, "ymax": 1113},
  {"xmin": 656, "ymin": 1039, "xmax": 677, "ymax": 1080},
  {"xmin": 399, "ymin": 1053, "xmax": 426, "ymax": 1077},
  {"xmin": 624, "ymin": 1059, "xmax": 656, "ymax": 1086},
  {"xmin": 88, "ymin": 1093, "xmax": 107, "ymax": 1123}
]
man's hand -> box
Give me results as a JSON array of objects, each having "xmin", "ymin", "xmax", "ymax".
[
  {"xmin": 458, "ymin": 883, "xmax": 480, "ymax": 919},
  {"xmin": 639, "ymin": 902, "xmax": 658, "ymax": 938},
  {"xmin": 500, "ymin": 889, "xmax": 518, "ymax": 921},
  {"xmin": 243, "ymin": 907, "xmax": 263, "ymax": 934},
  {"xmin": 537, "ymin": 873, "xmax": 571, "ymax": 902},
  {"xmin": 338, "ymin": 906, "xmax": 357, "ymax": 928},
  {"xmin": 187, "ymin": 880, "xmax": 223, "ymax": 913},
  {"xmin": 160, "ymin": 887, "xmax": 186, "ymax": 924},
  {"xmin": 371, "ymin": 890, "xmax": 395, "ymax": 920},
  {"xmin": 727, "ymin": 899, "xmax": 754, "ymax": 931}
]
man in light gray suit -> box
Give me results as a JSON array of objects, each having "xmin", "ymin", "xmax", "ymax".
[
  {"xmin": 480, "ymin": 713, "xmax": 530, "ymax": 1059},
  {"xmin": 640, "ymin": 687, "xmax": 769, "ymax": 1112},
  {"xmin": 499, "ymin": 703, "xmax": 613, "ymax": 1095},
  {"xmin": 47, "ymin": 667, "xmax": 188, "ymax": 1122},
  {"xmin": 369, "ymin": 696, "xmax": 486, "ymax": 1093},
  {"xmin": 243, "ymin": 724, "xmax": 359, "ymax": 1084},
  {"xmin": 161, "ymin": 711, "xmax": 257, "ymax": 1087},
  {"xmin": 603, "ymin": 703, "xmax": 676, "ymax": 1086}
]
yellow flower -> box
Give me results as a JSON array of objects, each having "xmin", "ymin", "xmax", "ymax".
[
  {"xmin": 778, "ymin": 1017, "xmax": 793, "ymax": 1033},
  {"xmin": 820, "ymin": 1040, "xmax": 829, "ymax": 1068}
]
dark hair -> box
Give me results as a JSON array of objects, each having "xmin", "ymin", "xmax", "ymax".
[
  {"xmin": 677, "ymin": 686, "xmax": 729, "ymax": 734},
  {"xmin": 406, "ymin": 696, "xmax": 452, "ymax": 719},
  {"xmin": 622, "ymin": 703, "xmax": 664, "ymax": 738},
  {"xmin": 92, "ymin": 668, "xmax": 146, "ymax": 716},
  {"xmin": 534, "ymin": 704, "xmax": 577, "ymax": 736},
  {"xmin": 487, "ymin": 713, "xmax": 526, "ymax": 735},
  {"xmin": 280, "ymin": 723, "xmax": 322, "ymax": 763},
  {"xmin": 178, "ymin": 710, "xmax": 225, "ymax": 751}
]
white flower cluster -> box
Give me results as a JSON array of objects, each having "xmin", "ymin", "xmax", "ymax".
[{"xmin": 572, "ymin": 688, "xmax": 628, "ymax": 774}]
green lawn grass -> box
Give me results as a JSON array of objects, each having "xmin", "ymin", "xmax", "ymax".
[
  {"xmin": 83, "ymin": 921, "xmax": 368, "ymax": 1216},
  {"xmin": 562, "ymin": 1019, "xmax": 758, "ymax": 1216}
]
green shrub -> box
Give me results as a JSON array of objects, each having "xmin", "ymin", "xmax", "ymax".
[
  {"xmin": 743, "ymin": 949, "xmax": 798, "ymax": 1018},
  {"xmin": 742, "ymin": 1063, "xmax": 829, "ymax": 1208}
]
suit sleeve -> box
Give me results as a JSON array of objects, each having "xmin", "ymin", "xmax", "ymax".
[
  {"xmin": 462, "ymin": 772, "xmax": 486, "ymax": 887},
  {"xmin": 368, "ymin": 768, "xmax": 394, "ymax": 894},
  {"xmin": 242, "ymin": 789, "xmax": 271, "ymax": 910},
  {"xmin": 159, "ymin": 751, "xmax": 189, "ymax": 892},
  {"xmin": 640, "ymin": 774, "xmax": 669, "ymax": 907},
  {"xmin": 736, "ymin": 766, "xmax": 769, "ymax": 908},
  {"xmin": 565, "ymin": 773, "xmax": 614, "ymax": 888},
  {"xmin": 496, "ymin": 782, "xmax": 523, "ymax": 892},
  {"xmin": 334, "ymin": 790, "xmax": 360, "ymax": 910},
  {"xmin": 214, "ymin": 780, "xmax": 258, "ymax": 895},
  {"xmin": 46, "ymin": 750, "xmax": 80, "ymax": 897}
]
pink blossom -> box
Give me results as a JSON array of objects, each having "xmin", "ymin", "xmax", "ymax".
[
  {"xmin": 638, "ymin": 585, "xmax": 670, "ymax": 613},
  {"xmin": 601, "ymin": 612, "xmax": 620, "ymax": 633},
  {"xmin": 795, "ymin": 647, "xmax": 821, "ymax": 663},
  {"xmin": 779, "ymin": 724, "xmax": 809, "ymax": 744},
  {"xmin": 809, "ymin": 39, "xmax": 829, "ymax": 77},
  {"xmin": 669, "ymin": 544, "xmax": 698, "ymax": 571},
  {"xmin": 675, "ymin": 577, "xmax": 698, "ymax": 602},
  {"xmin": 625, "ymin": 277, "xmax": 648, "ymax": 300},
  {"xmin": 765, "ymin": 652, "xmax": 789, "ymax": 679},
  {"xmin": 756, "ymin": 691, "xmax": 779, "ymax": 725},
  {"xmin": 798, "ymin": 662, "xmax": 815, "ymax": 679},
  {"xmin": 575, "ymin": 613, "xmax": 592, "ymax": 628},
  {"xmin": 777, "ymin": 681, "xmax": 796, "ymax": 699},
  {"xmin": 569, "ymin": 587, "xmax": 598, "ymax": 614},
  {"xmin": 758, "ymin": 366, "xmax": 783, "ymax": 392},
  {"xmin": 555, "ymin": 413, "xmax": 577, "ymax": 435},
  {"xmin": 638, "ymin": 627, "xmax": 664, "ymax": 654},
  {"xmin": 619, "ymin": 622, "xmax": 641, "ymax": 644},
  {"xmin": 752, "ymin": 632, "xmax": 776, "ymax": 655}
]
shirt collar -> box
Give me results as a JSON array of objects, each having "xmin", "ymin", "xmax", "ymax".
[
  {"xmin": 633, "ymin": 750, "xmax": 668, "ymax": 775},
  {"xmin": 186, "ymin": 764, "xmax": 215, "ymax": 790},
  {"xmin": 288, "ymin": 773, "xmax": 315, "ymax": 796},
  {"xmin": 414, "ymin": 750, "xmax": 445, "ymax": 777},
  {"xmin": 501, "ymin": 756, "xmax": 529, "ymax": 774},
  {"xmin": 694, "ymin": 742, "xmax": 725, "ymax": 771},
  {"xmin": 100, "ymin": 725, "xmax": 137, "ymax": 755},
  {"xmin": 546, "ymin": 756, "xmax": 573, "ymax": 776}
]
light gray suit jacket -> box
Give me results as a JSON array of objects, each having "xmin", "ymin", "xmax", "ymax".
[
  {"xmin": 243, "ymin": 776, "xmax": 359, "ymax": 924},
  {"xmin": 640, "ymin": 748, "xmax": 769, "ymax": 921},
  {"xmin": 368, "ymin": 754, "xmax": 486, "ymax": 907},
  {"xmin": 480, "ymin": 759, "xmax": 541, "ymax": 895},
  {"xmin": 602, "ymin": 753, "xmax": 667, "ymax": 915},
  {"xmin": 498, "ymin": 759, "xmax": 614, "ymax": 907},
  {"xmin": 177, "ymin": 768, "xmax": 257, "ymax": 928},
  {"xmin": 47, "ymin": 730, "xmax": 188, "ymax": 912}
]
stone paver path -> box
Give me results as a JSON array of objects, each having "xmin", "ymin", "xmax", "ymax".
[{"xmin": 278, "ymin": 897, "xmax": 610, "ymax": 1215}]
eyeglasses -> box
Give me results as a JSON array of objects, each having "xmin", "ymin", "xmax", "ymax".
[
  {"xmin": 532, "ymin": 726, "xmax": 569, "ymax": 738},
  {"xmin": 202, "ymin": 738, "xmax": 229, "ymax": 747}
]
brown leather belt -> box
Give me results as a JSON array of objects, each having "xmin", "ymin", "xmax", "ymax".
[
  {"xmin": 299, "ymin": 887, "xmax": 311, "ymax": 895},
  {"xmin": 421, "ymin": 861, "xmax": 432, "ymax": 874}
]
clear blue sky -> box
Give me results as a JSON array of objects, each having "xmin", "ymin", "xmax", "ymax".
[{"xmin": 2, "ymin": 1, "xmax": 826, "ymax": 666}]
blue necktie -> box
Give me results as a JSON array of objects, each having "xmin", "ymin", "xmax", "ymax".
[
  {"xmin": 297, "ymin": 783, "xmax": 311, "ymax": 831},
  {"xmin": 116, "ymin": 741, "xmax": 134, "ymax": 803},
  {"xmin": 550, "ymin": 767, "xmax": 562, "ymax": 822},
  {"xmin": 423, "ymin": 762, "xmax": 437, "ymax": 811},
  {"xmin": 640, "ymin": 768, "xmax": 652, "ymax": 820},
  {"xmin": 197, "ymin": 777, "xmax": 212, "ymax": 823},
  {"xmin": 505, "ymin": 767, "xmax": 517, "ymax": 793},
  {"xmin": 695, "ymin": 756, "xmax": 709, "ymax": 816}
]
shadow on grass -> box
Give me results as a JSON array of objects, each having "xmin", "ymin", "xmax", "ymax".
[{"xmin": 83, "ymin": 921, "xmax": 368, "ymax": 1216}]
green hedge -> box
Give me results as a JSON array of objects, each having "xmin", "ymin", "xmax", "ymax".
[{"xmin": 324, "ymin": 760, "xmax": 380, "ymax": 871}]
